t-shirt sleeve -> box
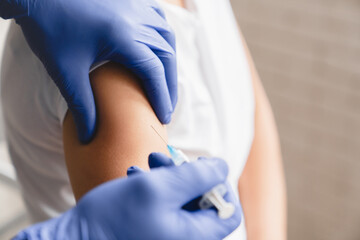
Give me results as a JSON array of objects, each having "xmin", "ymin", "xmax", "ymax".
[{"xmin": 56, "ymin": 94, "xmax": 69, "ymax": 125}]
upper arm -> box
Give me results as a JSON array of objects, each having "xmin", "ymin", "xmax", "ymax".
[{"xmin": 63, "ymin": 62, "xmax": 168, "ymax": 201}]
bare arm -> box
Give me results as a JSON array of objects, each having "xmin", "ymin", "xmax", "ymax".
[
  {"xmin": 62, "ymin": 63, "xmax": 168, "ymax": 201},
  {"xmin": 238, "ymin": 31, "xmax": 287, "ymax": 239}
]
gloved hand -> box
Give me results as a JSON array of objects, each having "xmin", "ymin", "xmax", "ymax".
[
  {"xmin": 13, "ymin": 155, "xmax": 241, "ymax": 240},
  {"xmin": 0, "ymin": 0, "xmax": 177, "ymax": 143},
  {"xmin": 127, "ymin": 152, "xmax": 175, "ymax": 176},
  {"xmin": 129, "ymin": 153, "xmax": 242, "ymax": 213}
]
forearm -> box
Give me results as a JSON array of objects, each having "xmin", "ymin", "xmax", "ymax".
[
  {"xmin": 239, "ymin": 77, "xmax": 287, "ymax": 240},
  {"xmin": 0, "ymin": 0, "xmax": 28, "ymax": 19},
  {"xmin": 237, "ymin": 29, "xmax": 287, "ymax": 239}
]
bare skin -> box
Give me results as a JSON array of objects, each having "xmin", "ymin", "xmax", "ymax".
[{"xmin": 238, "ymin": 32, "xmax": 287, "ymax": 240}]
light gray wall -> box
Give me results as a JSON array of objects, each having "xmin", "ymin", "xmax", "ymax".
[{"xmin": 230, "ymin": 0, "xmax": 360, "ymax": 239}]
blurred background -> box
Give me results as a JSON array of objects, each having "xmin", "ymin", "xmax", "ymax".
[
  {"xmin": 0, "ymin": 0, "xmax": 359, "ymax": 239},
  {"xmin": 232, "ymin": 0, "xmax": 360, "ymax": 239}
]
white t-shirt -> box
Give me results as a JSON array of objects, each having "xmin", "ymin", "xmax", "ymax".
[{"xmin": 1, "ymin": 0, "xmax": 254, "ymax": 239}]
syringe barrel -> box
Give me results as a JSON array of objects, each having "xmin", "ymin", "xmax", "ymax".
[
  {"xmin": 167, "ymin": 145, "xmax": 190, "ymax": 166},
  {"xmin": 167, "ymin": 145, "xmax": 235, "ymax": 219}
]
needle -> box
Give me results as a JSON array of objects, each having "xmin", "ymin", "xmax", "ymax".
[{"xmin": 151, "ymin": 125, "xmax": 168, "ymax": 145}]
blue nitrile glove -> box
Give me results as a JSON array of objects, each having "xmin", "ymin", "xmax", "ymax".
[
  {"xmin": 0, "ymin": 0, "xmax": 177, "ymax": 143},
  {"xmin": 128, "ymin": 153, "xmax": 242, "ymax": 213},
  {"xmin": 127, "ymin": 152, "xmax": 175, "ymax": 176},
  {"xmin": 13, "ymin": 156, "xmax": 241, "ymax": 240}
]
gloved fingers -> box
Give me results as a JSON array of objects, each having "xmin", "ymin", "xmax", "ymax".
[
  {"xmin": 128, "ymin": 152, "xmax": 174, "ymax": 176},
  {"xmin": 143, "ymin": 12, "xmax": 176, "ymax": 51},
  {"xmin": 67, "ymin": 79, "xmax": 96, "ymax": 144},
  {"xmin": 221, "ymin": 182, "xmax": 243, "ymax": 227},
  {"xmin": 127, "ymin": 166, "xmax": 145, "ymax": 176},
  {"xmin": 52, "ymin": 59, "xmax": 96, "ymax": 143},
  {"xmin": 160, "ymin": 158, "xmax": 229, "ymax": 205},
  {"xmin": 151, "ymin": 5, "xmax": 166, "ymax": 20},
  {"xmin": 147, "ymin": 0, "xmax": 167, "ymax": 19},
  {"xmin": 154, "ymin": 26, "xmax": 176, "ymax": 55},
  {"xmin": 182, "ymin": 207, "xmax": 241, "ymax": 240},
  {"xmin": 144, "ymin": 29, "xmax": 177, "ymax": 110},
  {"xmin": 182, "ymin": 182, "xmax": 241, "ymax": 213},
  {"xmin": 223, "ymin": 182, "xmax": 240, "ymax": 209},
  {"xmin": 148, "ymin": 152, "xmax": 174, "ymax": 169},
  {"xmin": 137, "ymin": 25, "xmax": 174, "ymax": 54},
  {"xmin": 113, "ymin": 43, "xmax": 173, "ymax": 124}
]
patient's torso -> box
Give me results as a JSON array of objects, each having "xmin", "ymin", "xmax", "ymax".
[{"xmin": 1, "ymin": 0, "xmax": 254, "ymax": 239}]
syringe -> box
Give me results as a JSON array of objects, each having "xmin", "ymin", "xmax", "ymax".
[
  {"xmin": 167, "ymin": 145, "xmax": 190, "ymax": 166},
  {"xmin": 151, "ymin": 126, "xmax": 235, "ymax": 219}
]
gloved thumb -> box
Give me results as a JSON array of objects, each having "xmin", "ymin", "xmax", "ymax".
[
  {"xmin": 127, "ymin": 166, "xmax": 144, "ymax": 176},
  {"xmin": 148, "ymin": 152, "xmax": 174, "ymax": 169},
  {"xmin": 54, "ymin": 61, "xmax": 96, "ymax": 143},
  {"xmin": 127, "ymin": 152, "xmax": 174, "ymax": 176}
]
